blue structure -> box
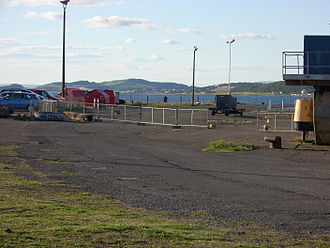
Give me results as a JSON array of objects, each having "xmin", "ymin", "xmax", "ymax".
[
  {"xmin": 304, "ymin": 35, "xmax": 330, "ymax": 75},
  {"xmin": 282, "ymin": 35, "xmax": 330, "ymax": 145}
]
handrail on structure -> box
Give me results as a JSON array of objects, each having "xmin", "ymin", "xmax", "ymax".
[
  {"xmin": 282, "ymin": 51, "xmax": 305, "ymax": 75},
  {"xmin": 282, "ymin": 51, "xmax": 330, "ymax": 76}
]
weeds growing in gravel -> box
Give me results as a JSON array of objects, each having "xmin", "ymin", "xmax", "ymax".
[
  {"xmin": 203, "ymin": 140, "xmax": 255, "ymax": 152},
  {"xmin": 217, "ymin": 118, "xmax": 252, "ymax": 125}
]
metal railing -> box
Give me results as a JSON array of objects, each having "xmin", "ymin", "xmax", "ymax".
[
  {"xmin": 282, "ymin": 51, "xmax": 330, "ymax": 75},
  {"xmin": 40, "ymin": 100, "xmax": 209, "ymax": 127},
  {"xmin": 257, "ymin": 112, "xmax": 298, "ymax": 133}
]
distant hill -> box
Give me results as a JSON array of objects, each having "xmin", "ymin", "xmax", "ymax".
[
  {"xmin": 39, "ymin": 79, "xmax": 189, "ymax": 94},
  {"xmin": 199, "ymin": 81, "xmax": 314, "ymax": 95},
  {"xmin": 0, "ymin": 83, "xmax": 25, "ymax": 90},
  {"xmin": 37, "ymin": 80, "xmax": 101, "ymax": 93},
  {"xmin": 101, "ymin": 78, "xmax": 189, "ymax": 93},
  {"xmin": 1, "ymin": 79, "xmax": 314, "ymax": 95}
]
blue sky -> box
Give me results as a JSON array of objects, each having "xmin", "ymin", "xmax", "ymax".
[{"xmin": 0, "ymin": 0, "xmax": 329, "ymax": 86}]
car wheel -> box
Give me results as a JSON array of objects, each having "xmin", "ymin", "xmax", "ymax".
[{"xmin": 27, "ymin": 104, "xmax": 35, "ymax": 112}]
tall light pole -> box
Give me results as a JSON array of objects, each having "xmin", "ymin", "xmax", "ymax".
[
  {"xmin": 60, "ymin": 0, "xmax": 69, "ymax": 98},
  {"xmin": 192, "ymin": 46, "xmax": 198, "ymax": 106},
  {"xmin": 226, "ymin": 39, "xmax": 235, "ymax": 95}
]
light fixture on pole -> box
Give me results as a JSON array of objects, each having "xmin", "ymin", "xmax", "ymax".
[
  {"xmin": 192, "ymin": 46, "xmax": 198, "ymax": 106},
  {"xmin": 226, "ymin": 39, "xmax": 235, "ymax": 95},
  {"xmin": 60, "ymin": 0, "xmax": 69, "ymax": 98}
]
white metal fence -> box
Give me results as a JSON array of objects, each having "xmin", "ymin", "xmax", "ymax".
[
  {"xmin": 257, "ymin": 112, "xmax": 298, "ymax": 132},
  {"xmin": 40, "ymin": 100, "xmax": 209, "ymax": 127}
]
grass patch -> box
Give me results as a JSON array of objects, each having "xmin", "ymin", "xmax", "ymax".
[
  {"xmin": 0, "ymin": 145, "xmax": 19, "ymax": 156},
  {"xmin": 61, "ymin": 171, "xmax": 80, "ymax": 176},
  {"xmin": 35, "ymin": 158, "xmax": 73, "ymax": 164},
  {"xmin": 0, "ymin": 143, "xmax": 328, "ymax": 247},
  {"xmin": 173, "ymin": 128, "xmax": 193, "ymax": 132},
  {"xmin": 217, "ymin": 118, "xmax": 252, "ymax": 125},
  {"xmin": 203, "ymin": 140, "xmax": 256, "ymax": 153},
  {"xmin": 0, "ymin": 172, "xmax": 235, "ymax": 247},
  {"xmin": 40, "ymin": 148, "xmax": 56, "ymax": 152},
  {"xmin": 0, "ymin": 145, "xmax": 20, "ymax": 150},
  {"xmin": 14, "ymin": 114, "xmax": 31, "ymax": 121}
]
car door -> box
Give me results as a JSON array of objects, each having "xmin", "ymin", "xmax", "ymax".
[
  {"xmin": 12, "ymin": 93, "xmax": 24, "ymax": 109},
  {"xmin": 0, "ymin": 93, "xmax": 14, "ymax": 109},
  {"xmin": 22, "ymin": 93, "xmax": 34, "ymax": 109}
]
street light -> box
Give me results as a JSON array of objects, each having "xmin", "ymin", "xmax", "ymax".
[
  {"xmin": 226, "ymin": 39, "xmax": 235, "ymax": 95},
  {"xmin": 192, "ymin": 46, "xmax": 198, "ymax": 106},
  {"xmin": 60, "ymin": 0, "xmax": 69, "ymax": 98}
]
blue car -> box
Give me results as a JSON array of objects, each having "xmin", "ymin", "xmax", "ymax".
[{"xmin": 0, "ymin": 91, "xmax": 41, "ymax": 111}]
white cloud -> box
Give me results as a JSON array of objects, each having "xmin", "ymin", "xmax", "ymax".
[
  {"xmin": 219, "ymin": 33, "xmax": 276, "ymax": 40},
  {"xmin": 20, "ymin": 31, "xmax": 49, "ymax": 35},
  {"xmin": 0, "ymin": 38, "xmax": 26, "ymax": 46},
  {"xmin": 23, "ymin": 11, "xmax": 61, "ymax": 20},
  {"xmin": 6, "ymin": 0, "xmax": 122, "ymax": 7},
  {"xmin": 40, "ymin": 12, "xmax": 61, "ymax": 20},
  {"xmin": 166, "ymin": 28, "xmax": 201, "ymax": 35},
  {"xmin": 82, "ymin": 16, "xmax": 156, "ymax": 30},
  {"xmin": 24, "ymin": 11, "xmax": 37, "ymax": 18},
  {"xmin": 99, "ymin": 46, "xmax": 125, "ymax": 51},
  {"xmin": 126, "ymin": 38, "xmax": 136, "ymax": 44},
  {"xmin": 150, "ymin": 54, "xmax": 164, "ymax": 61},
  {"xmin": 179, "ymin": 47, "xmax": 189, "ymax": 51},
  {"xmin": 161, "ymin": 39, "xmax": 179, "ymax": 45}
]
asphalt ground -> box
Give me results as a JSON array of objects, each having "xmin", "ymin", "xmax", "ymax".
[{"xmin": 1, "ymin": 114, "xmax": 329, "ymax": 235}]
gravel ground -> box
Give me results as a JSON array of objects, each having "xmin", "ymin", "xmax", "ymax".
[{"xmin": 1, "ymin": 114, "xmax": 329, "ymax": 235}]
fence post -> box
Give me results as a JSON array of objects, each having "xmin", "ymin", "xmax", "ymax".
[
  {"xmin": 274, "ymin": 114, "xmax": 277, "ymax": 131},
  {"xmin": 97, "ymin": 99, "xmax": 100, "ymax": 120},
  {"xmin": 268, "ymin": 100, "xmax": 272, "ymax": 110},
  {"xmin": 151, "ymin": 107, "xmax": 154, "ymax": 123},
  {"xmin": 163, "ymin": 108, "xmax": 165, "ymax": 125},
  {"xmin": 206, "ymin": 109, "xmax": 209, "ymax": 127},
  {"xmin": 191, "ymin": 109, "xmax": 194, "ymax": 125},
  {"xmin": 111, "ymin": 105, "xmax": 114, "ymax": 120},
  {"xmin": 257, "ymin": 113, "xmax": 259, "ymax": 132},
  {"xmin": 175, "ymin": 108, "xmax": 178, "ymax": 126},
  {"xmin": 139, "ymin": 106, "xmax": 142, "ymax": 123},
  {"xmin": 124, "ymin": 105, "xmax": 127, "ymax": 120}
]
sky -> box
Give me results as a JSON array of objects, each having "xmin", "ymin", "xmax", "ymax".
[{"xmin": 0, "ymin": 0, "xmax": 329, "ymax": 87}]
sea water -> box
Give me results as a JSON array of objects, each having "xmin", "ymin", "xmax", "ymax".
[{"xmin": 120, "ymin": 93, "xmax": 312, "ymax": 105}]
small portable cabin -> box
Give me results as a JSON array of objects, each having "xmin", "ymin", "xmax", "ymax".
[
  {"xmin": 59, "ymin": 88, "xmax": 85, "ymax": 102},
  {"xmin": 103, "ymin": 89, "xmax": 115, "ymax": 104},
  {"xmin": 85, "ymin": 89, "xmax": 110, "ymax": 104}
]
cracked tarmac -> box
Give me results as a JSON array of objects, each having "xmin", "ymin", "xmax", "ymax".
[{"xmin": 1, "ymin": 117, "xmax": 329, "ymax": 235}]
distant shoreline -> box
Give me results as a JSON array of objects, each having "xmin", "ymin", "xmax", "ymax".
[{"xmin": 120, "ymin": 92, "xmax": 312, "ymax": 97}]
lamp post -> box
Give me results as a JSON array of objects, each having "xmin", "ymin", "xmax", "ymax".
[
  {"xmin": 60, "ymin": 0, "xmax": 69, "ymax": 98},
  {"xmin": 226, "ymin": 39, "xmax": 235, "ymax": 95},
  {"xmin": 192, "ymin": 46, "xmax": 198, "ymax": 106}
]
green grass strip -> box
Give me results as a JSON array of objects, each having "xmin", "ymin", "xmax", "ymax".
[
  {"xmin": 203, "ymin": 140, "xmax": 255, "ymax": 153},
  {"xmin": 0, "ymin": 145, "xmax": 329, "ymax": 247}
]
